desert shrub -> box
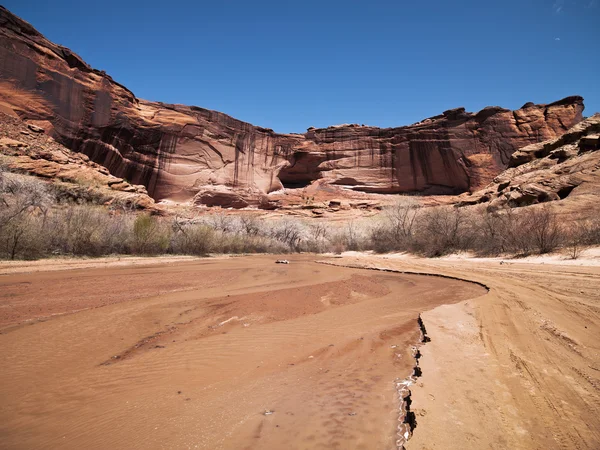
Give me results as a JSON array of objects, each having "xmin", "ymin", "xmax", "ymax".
[
  {"xmin": 576, "ymin": 218, "xmax": 600, "ymax": 246},
  {"xmin": 170, "ymin": 221, "xmax": 215, "ymax": 255},
  {"xmin": 412, "ymin": 206, "xmax": 467, "ymax": 256},
  {"xmin": 565, "ymin": 224, "xmax": 586, "ymax": 259},
  {"xmin": 207, "ymin": 213, "xmax": 236, "ymax": 233},
  {"xmin": 0, "ymin": 213, "xmax": 47, "ymax": 259},
  {"xmin": 131, "ymin": 214, "xmax": 171, "ymax": 255},
  {"xmin": 0, "ymin": 169, "xmax": 582, "ymax": 261},
  {"xmin": 467, "ymin": 207, "xmax": 507, "ymax": 256},
  {"xmin": 385, "ymin": 198, "xmax": 421, "ymax": 242},
  {"xmin": 366, "ymin": 198, "xmax": 421, "ymax": 253},
  {"xmin": 269, "ymin": 219, "xmax": 304, "ymax": 250},
  {"xmin": 323, "ymin": 221, "xmax": 369, "ymax": 254},
  {"xmin": 523, "ymin": 206, "xmax": 563, "ymax": 254},
  {"xmin": 304, "ymin": 222, "xmax": 329, "ymax": 253},
  {"xmin": 331, "ymin": 232, "xmax": 351, "ymax": 254},
  {"xmin": 225, "ymin": 232, "xmax": 289, "ymax": 254},
  {"xmin": 59, "ymin": 207, "xmax": 107, "ymax": 255},
  {"xmin": 0, "ymin": 174, "xmax": 53, "ymax": 259},
  {"xmin": 368, "ymin": 226, "xmax": 394, "ymax": 253},
  {"xmin": 500, "ymin": 206, "xmax": 563, "ymax": 255},
  {"xmin": 239, "ymin": 215, "xmax": 261, "ymax": 236},
  {"xmin": 28, "ymin": 206, "xmax": 132, "ymax": 257},
  {"xmin": 100, "ymin": 212, "xmax": 134, "ymax": 254},
  {"xmin": 344, "ymin": 221, "xmax": 361, "ymax": 251},
  {"xmin": 0, "ymin": 174, "xmax": 52, "ymax": 222},
  {"xmin": 464, "ymin": 205, "xmax": 564, "ymax": 256}
]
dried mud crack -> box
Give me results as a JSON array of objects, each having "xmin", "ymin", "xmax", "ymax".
[
  {"xmin": 315, "ymin": 259, "xmax": 491, "ymax": 449},
  {"xmin": 396, "ymin": 314, "xmax": 430, "ymax": 449}
]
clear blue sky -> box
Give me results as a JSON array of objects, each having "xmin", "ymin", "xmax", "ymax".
[{"xmin": 6, "ymin": 0, "xmax": 599, "ymax": 133}]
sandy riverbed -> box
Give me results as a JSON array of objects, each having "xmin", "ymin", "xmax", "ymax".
[
  {"xmin": 2, "ymin": 253, "xmax": 598, "ymax": 449},
  {"xmin": 333, "ymin": 253, "xmax": 600, "ymax": 449},
  {"xmin": 0, "ymin": 255, "xmax": 485, "ymax": 450}
]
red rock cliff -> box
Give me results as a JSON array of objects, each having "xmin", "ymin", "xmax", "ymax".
[{"xmin": 0, "ymin": 7, "xmax": 584, "ymax": 207}]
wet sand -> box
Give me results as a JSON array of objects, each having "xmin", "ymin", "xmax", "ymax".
[{"xmin": 0, "ymin": 255, "xmax": 485, "ymax": 450}]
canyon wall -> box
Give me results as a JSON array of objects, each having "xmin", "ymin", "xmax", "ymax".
[{"xmin": 0, "ymin": 7, "xmax": 584, "ymax": 207}]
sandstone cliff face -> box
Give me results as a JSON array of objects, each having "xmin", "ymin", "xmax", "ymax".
[
  {"xmin": 0, "ymin": 112, "xmax": 158, "ymax": 211},
  {"xmin": 457, "ymin": 114, "xmax": 600, "ymax": 211},
  {"xmin": 0, "ymin": 7, "xmax": 585, "ymax": 208}
]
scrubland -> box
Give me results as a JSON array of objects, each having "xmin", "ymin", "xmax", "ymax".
[{"xmin": 2, "ymin": 164, "xmax": 599, "ymax": 260}]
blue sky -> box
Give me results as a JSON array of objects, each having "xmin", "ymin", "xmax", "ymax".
[{"xmin": 6, "ymin": 0, "xmax": 599, "ymax": 133}]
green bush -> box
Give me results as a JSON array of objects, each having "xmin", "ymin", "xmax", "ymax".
[{"xmin": 132, "ymin": 214, "xmax": 171, "ymax": 255}]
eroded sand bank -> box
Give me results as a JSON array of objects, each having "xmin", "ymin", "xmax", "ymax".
[
  {"xmin": 334, "ymin": 254, "xmax": 600, "ymax": 449},
  {"xmin": 0, "ymin": 255, "xmax": 485, "ymax": 450}
]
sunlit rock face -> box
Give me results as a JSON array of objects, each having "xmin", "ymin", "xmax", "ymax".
[
  {"xmin": 0, "ymin": 7, "xmax": 584, "ymax": 207},
  {"xmin": 457, "ymin": 114, "xmax": 600, "ymax": 211}
]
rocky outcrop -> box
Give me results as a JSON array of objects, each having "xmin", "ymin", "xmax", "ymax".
[
  {"xmin": 0, "ymin": 7, "xmax": 585, "ymax": 208},
  {"xmin": 457, "ymin": 114, "xmax": 600, "ymax": 210},
  {"xmin": 0, "ymin": 113, "xmax": 158, "ymax": 211}
]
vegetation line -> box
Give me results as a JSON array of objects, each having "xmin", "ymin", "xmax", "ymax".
[{"xmin": 2, "ymin": 165, "xmax": 598, "ymax": 260}]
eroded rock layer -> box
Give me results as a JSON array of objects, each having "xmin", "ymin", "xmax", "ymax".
[
  {"xmin": 0, "ymin": 7, "xmax": 584, "ymax": 207},
  {"xmin": 0, "ymin": 112, "xmax": 158, "ymax": 211},
  {"xmin": 457, "ymin": 114, "xmax": 600, "ymax": 211}
]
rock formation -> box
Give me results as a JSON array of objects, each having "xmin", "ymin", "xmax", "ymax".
[
  {"xmin": 457, "ymin": 114, "xmax": 600, "ymax": 211},
  {"xmin": 0, "ymin": 6, "xmax": 585, "ymax": 208},
  {"xmin": 0, "ymin": 112, "xmax": 158, "ymax": 211}
]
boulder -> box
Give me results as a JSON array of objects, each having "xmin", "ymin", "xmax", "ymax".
[{"xmin": 27, "ymin": 124, "xmax": 44, "ymax": 133}]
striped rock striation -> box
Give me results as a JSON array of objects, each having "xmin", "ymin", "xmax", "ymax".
[{"xmin": 0, "ymin": 7, "xmax": 584, "ymax": 208}]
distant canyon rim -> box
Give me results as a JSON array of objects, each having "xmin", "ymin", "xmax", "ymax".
[{"xmin": 0, "ymin": 6, "xmax": 586, "ymax": 211}]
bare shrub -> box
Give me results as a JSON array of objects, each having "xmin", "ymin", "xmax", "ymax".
[
  {"xmin": 208, "ymin": 213, "xmax": 235, "ymax": 233},
  {"xmin": 0, "ymin": 174, "xmax": 53, "ymax": 259},
  {"xmin": 239, "ymin": 215, "xmax": 261, "ymax": 236},
  {"xmin": 384, "ymin": 198, "xmax": 420, "ymax": 240},
  {"xmin": 467, "ymin": 207, "xmax": 507, "ymax": 256},
  {"xmin": 565, "ymin": 228, "xmax": 585, "ymax": 259},
  {"xmin": 329, "ymin": 232, "xmax": 348, "ymax": 255},
  {"xmin": 43, "ymin": 206, "xmax": 133, "ymax": 256},
  {"xmin": 577, "ymin": 217, "xmax": 600, "ymax": 246},
  {"xmin": 324, "ymin": 220, "xmax": 370, "ymax": 254},
  {"xmin": 304, "ymin": 222, "xmax": 329, "ymax": 253},
  {"xmin": 269, "ymin": 219, "xmax": 304, "ymax": 250},
  {"xmin": 0, "ymin": 174, "xmax": 52, "ymax": 227},
  {"xmin": 518, "ymin": 206, "xmax": 563, "ymax": 255},
  {"xmin": 561, "ymin": 219, "xmax": 600, "ymax": 259},
  {"xmin": 471, "ymin": 205, "xmax": 564, "ymax": 256},
  {"xmin": 0, "ymin": 213, "xmax": 46, "ymax": 259},
  {"xmin": 367, "ymin": 198, "xmax": 421, "ymax": 253},
  {"xmin": 65, "ymin": 207, "xmax": 105, "ymax": 255},
  {"xmin": 413, "ymin": 206, "xmax": 466, "ymax": 256}
]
